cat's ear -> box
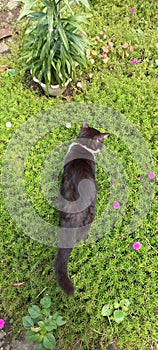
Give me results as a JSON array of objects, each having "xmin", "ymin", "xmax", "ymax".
[
  {"xmin": 82, "ymin": 121, "xmax": 89, "ymax": 128},
  {"xmin": 100, "ymin": 133, "xmax": 110, "ymax": 140}
]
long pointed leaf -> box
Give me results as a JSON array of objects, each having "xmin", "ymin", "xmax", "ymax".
[
  {"xmin": 17, "ymin": 0, "xmax": 36, "ymax": 21},
  {"xmin": 58, "ymin": 26, "xmax": 69, "ymax": 51}
]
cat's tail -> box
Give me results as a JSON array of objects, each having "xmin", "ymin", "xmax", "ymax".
[{"xmin": 54, "ymin": 248, "xmax": 75, "ymax": 296}]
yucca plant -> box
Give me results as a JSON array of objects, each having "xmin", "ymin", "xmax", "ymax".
[{"xmin": 18, "ymin": 0, "xmax": 91, "ymax": 92}]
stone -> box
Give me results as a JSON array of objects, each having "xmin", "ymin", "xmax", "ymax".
[
  {"xmin": 0, "ymin": 28, "xmax": 12, "ymax": 40},
  {"xmin": 5, "ymin": 345, "xmax": 11, "ymax": 350},
  {"xmin": 7, "ymin": 1, "xmax": 18, "ymax": 10},
  {"xmin": 0, "ymin": 42, "xmax": 10, "ymax": 54},
  {"xmin": 11, "ymin": 340, "xmax": 36, "ymax": 350},
  {"xmin": 0, "ymin": 331, "xmax": 6, "ymax": 340},
  {"xmin": 0, "ymin": 65, "xmax": 8, "ymax": 73}
]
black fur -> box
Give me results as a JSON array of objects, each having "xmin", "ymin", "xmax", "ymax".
[{"xmin": 54, "ymin": 122, "xmax": 109, "ymax": 295}]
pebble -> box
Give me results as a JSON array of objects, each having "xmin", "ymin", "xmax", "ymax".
[
  {"xmin": 7, "ymin": 1, "xmax": 18, "ymax": 10},
  {"xmin": 76, "ymin": 82, "xmax": 83, "ymax": 89},
  {"xmin": 12, "ymin": 340, "xmax": 36, "ymax": 350},
  {"xmin": 0, "ymin": 42, "xmax": 10, "ymax": 54},
  {"xmin": 0, "ymin": 331, "xmax": 6, "ymax": 340}
]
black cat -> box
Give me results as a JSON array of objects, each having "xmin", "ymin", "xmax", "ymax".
[{"xmin": 54, "ymin": 122, "xmax": 109, "ymax": 296}]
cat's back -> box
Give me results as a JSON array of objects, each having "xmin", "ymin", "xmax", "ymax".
[{"xmin": 63, "ymin": 143, "xmax": 95, "ymax": 181}]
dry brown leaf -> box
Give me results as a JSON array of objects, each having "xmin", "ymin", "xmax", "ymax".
[{"xmin": 12, "ymin": 281, "xmax": 26, "ymax": 287}]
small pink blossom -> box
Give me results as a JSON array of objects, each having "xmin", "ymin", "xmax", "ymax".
[
  {"xmin": 129, "ymin": 45, "xmax": 134, "ymax": 52},
  {"xmin": 111, "ymin": 179, "xmax": 116, "ymax": 183},
  {"xmin": 103, "ymin": 57, "xmax": 109, "ymax": 64},
  {"xmin": 0, "ymin": 319, "xmax": 5, "ymax": 329},
  {"xmin": 132, "ymin": 59, "xmax": 137, "ymax": 65},
  {"xmin": 156, "ymin": 219, "xmax": 158, "ymax": 223},
  {"xmin": 148, "ymin": 172, "xmax": 155, "ymax": 179},
  {"xmin": 121, "ymin": 235, "xmax": 125, "ymax": 239},
  {"xmin": 95, "ymin": 36, "xmax": 102, "ymax": 43},
  {"xmin": 133, "ymin": 242, "xmax": 141, "ymax": 250},
  {"xmin": 123, "ymin": 213, "xmax": 127, "ymax": 217},
  {"xmin": 102, "ymin": 46, "xmax": 109, "ymax": 53},
  {"xmin": 130, "ymin": 8, "xmax": 136, "ymax": 13},
  {"xmin": 108, "ymin": 41, "xmax": 114, "ymax": 47},
  {"xmin": 122, "ymin": 42, "xmax": 129, "ymax": 49},
  {"xmin": 113, "ymin": 201, "xmax": 120, "ymax": 209}
]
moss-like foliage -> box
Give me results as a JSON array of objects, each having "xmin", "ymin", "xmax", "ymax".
[{"xmin": 0, "ymin": 0, "xmax": 157, "ymax": 349}]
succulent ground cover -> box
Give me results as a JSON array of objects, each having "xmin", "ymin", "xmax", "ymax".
[{"xmin": 0, "ymin": 0, "xmax": 157, "ymax": 349}]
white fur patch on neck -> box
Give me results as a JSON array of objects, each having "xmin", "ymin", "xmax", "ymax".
[
  {"xmin": 66, "ymin": 142, "xmax": 100, "ymax": 156},
  {"xmin": 78, "ymin": 143, "xmax": 101, "ymax": 154}
]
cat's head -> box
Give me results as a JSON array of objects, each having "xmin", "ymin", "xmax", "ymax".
[{"xmin": 77, "ymin": 121, "xmax": 109, "ymax": 151}]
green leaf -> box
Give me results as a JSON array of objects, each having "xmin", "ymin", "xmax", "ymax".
[
  {"xmin": 66, "ymin": 59, "xmax": 71, "ymax": 75},
  {"xmin": 36, "ymin": 343, "xmax": 44, "ymax": 350},
  {"xmin": 17, "ymin": 0, "xmax": 36, "ymax": 21},
  {"xmin": 101, "ymin": 304, "xmax": 113, "ymax": 317},
  {"xmin": 28, "ymin": 305, "xmax": 42, "ymax": 319},
  {"xmin": 43, "ymin": 333, "xmax": 56, "ymax": 349},
  {"xmin": 25, "ymin": 331, "xmax": 39, "ymax": 342},
  {"xmin": 28, "ymin": 11, "xmax": 45, "ymax": 20},
  {"xmin": 63, "ymin": 13, "xmax": 90, "ymax": 27},
  {"xmin": 56, "ymin": 316, "xmax": 66, "ymax": 326},
  {"xmin": 113, "ymin": 310, "xmax": 125, "ymax": 324},
  {"xmin": 8, "ymin": 69, "xmax": 16, "ymax": 76},
  {"xmin": 75, "ymin": 0, "xmax": 90, "ymax": 10},
  {"xmin": 120, "ymin": 299, "xmax": 130, "ymax": 311},
  {"xmin": 22, "ymin": 316, "xmax": 34, "ymax": 329},
  {"xmin": 123, "ymin": 299, "xmax": 130, "ymax": 307},
  {"xmin": 37, "ymin": 321, "xmax": 45, "ymax": 328},
  {"xmin": 40, "ymin": 296, "xmax": 51, "ymax": 309},
  {"xmin": 45, "ymin": 320, "xmax": 57, "ymax": 331},
  {"xmin": 58, "ymin": 26, "xmax": 69, "ymax": 51},
  {"xmin": 43, "ymin": 308, "xmax": 50, "ymax": 317},
  {"xmin": 114, "ymin": 302, "xmax": 120, "ymax": 309},
  {"xmin": 52, "ymin": 312, "xmax": 59, "ymax": 320}
]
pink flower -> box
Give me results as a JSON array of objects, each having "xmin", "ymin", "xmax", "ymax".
[
  {"xmin": 95, "ymin": 36, "xmax": 102, "ymax": 43},
  {"xmin": 121, "ymin": 235, "xmax": 125, "ymax": 239},
  {"xmin": 133, "ymin": 242, "xmax": 141, "ymax": 250},
  {"xmin": 103, "ymin": 57, "xmax": 109, "ymax": 64},
  {"xmin": 129, "ymin": 45, "xmax": 134, "ymax": 52},
  {"xmin": 0, "ymin": 319, "xmax": 5, "ymax": 329},
  {"xmin": 113, "ymin": 201, "xmax": 120, "ymax": 209},
  {"xmin": 130, "ymin": 8, "xmax": 136, "ymax": 13},
  {"xmin": 148, "ymin": 172, "xmax": 155, "ymax": 179},
  {"xmin": 156, "ymin": 219, "xmax": 158, "ymax": 223},
  {"xmin": 122, "ymin": 42, "xmax": 129, "ymax": 49},
  {"xmin": 111, "ymin": 179, "xmax": 116, "ymax": 183},
  {"xmin": 108, "ymin": 41, "xmax": 114, "ymax": 47},
  {"xmin": 132, "ymin": 59, "xmax": 137, "ymax": 65},
  {"xmin": 102, "ymin": 46, "xmax": 109, "ymax": 53}
]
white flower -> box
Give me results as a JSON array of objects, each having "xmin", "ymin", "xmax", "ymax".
[
  {"xmin": 66, "ymin": 123, "xmax": 71, "ymax": 129},
  {"xmin": 6, "ymin": 122, "xmax": 12, "ymax": 128},
  {"xmin": 77, "ymin": 82, "xmax": 83, "ymax": 89}
]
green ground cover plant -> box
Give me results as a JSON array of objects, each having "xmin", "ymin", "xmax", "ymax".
[
  {"xmin": 22, "ymin": 295, "xmax": 66, "ymax": 349},
  {"xmin": 0, "ymin": 0, "xmax": 157, "ymax": 349}
]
